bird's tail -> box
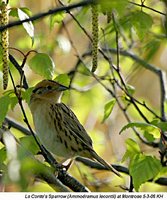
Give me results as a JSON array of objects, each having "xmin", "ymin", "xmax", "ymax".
[{"xmin": 91, "ymin": 150, "xmax": 121, "ymax": 177}]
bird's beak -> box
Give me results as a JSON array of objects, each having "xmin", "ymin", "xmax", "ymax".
[{"xmin": 57, "ymin": 85, "xmax": 69, "ymax": 91}]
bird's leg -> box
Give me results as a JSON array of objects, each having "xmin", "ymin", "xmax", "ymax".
[
  {"xmin": 63, "ymin": 159, "xmax": 74, "ymax": 171},
  {"xmin": 57, "ymin": 158, "xmax": 74, "ymax": 171}
]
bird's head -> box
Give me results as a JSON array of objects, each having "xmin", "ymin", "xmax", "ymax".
[{"xmin": 30, "ymin": 80, "xmax": 68, "ymax": 104}]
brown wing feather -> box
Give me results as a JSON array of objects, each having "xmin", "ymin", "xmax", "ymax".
[
  {"xmin": 57, "ymin": 103, "xmax": 120, "ymax": 176},
  {"xmin": 58, "ymin": 103, "xmax": 92, "ymax": 147}
]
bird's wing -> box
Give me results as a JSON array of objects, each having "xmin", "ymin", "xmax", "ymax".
[
  {"xmin": 58, "ymin": 103, "xmax": 93, "ymax": 147},
  {"xmin": 55, "ymin": 104, "xmax": 121, "ymax": 176}
]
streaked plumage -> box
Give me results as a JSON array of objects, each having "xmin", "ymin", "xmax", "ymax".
[{"xmin": 30, "ymin": 80, "xmax": 120, "ymax": 176}]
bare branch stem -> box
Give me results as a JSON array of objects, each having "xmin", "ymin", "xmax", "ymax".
[{"xmin": 0, "ymin": 0, "xmax": 94, "ymax": 31}]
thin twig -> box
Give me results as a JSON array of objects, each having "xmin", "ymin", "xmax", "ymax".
[
  {"xmin": 158, "ymin": 70, "xmax": 167, "ymax": 121},
  {"xmin": 103, "ymin": 48, "xmax": 160, "ymax": 74},
  {"xmin": 9, "ymin": 54, "xmax": 29, "ymax": 89},
  {"xmin": 103, "ymin": 48, "xmax": 167, "ymax": 122},
  {"xmin": 82, "ymin": 48, "xmax": 166, "ymax": 122},
  {"xmin": 71, "ymin": 50, "xmax": 159, "ymax": 146},
  {"xmin": 129, "ymin": 1, "xmax": 166, "ymax": 16},
  {"xmin": 58, "ymin": 0, "xmax": 92, "ymax": 41},
  {"xmin": 112, "ymin": 12, "xmax": 120, "ymax": 72},
  {"xmin": 82, "ymin": 51, "xmax": 152, "ymax": 123}
]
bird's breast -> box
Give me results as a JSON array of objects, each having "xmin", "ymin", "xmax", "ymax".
[{"xmin": 31, "ymin": 102, "xmax": 74, "ymax": 159}]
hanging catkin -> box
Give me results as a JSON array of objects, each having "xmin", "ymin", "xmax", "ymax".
[
  {"xmin": 1, "ymin": 1, "xmax": 9, "ymax": 90},
  {"xmin": 91, "ymin": 4, "xmax": 98, "ymax": 73}
]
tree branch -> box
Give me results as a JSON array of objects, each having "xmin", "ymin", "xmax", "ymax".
[
  {"xmin": 5, "ymin": 117, "xmax": 31, "ymax": 135},
  {"xmin": 76, "ymin": 157, "xmax": 129, "ymax": 174},
  {"xmin": 38, "ymin": 172, "xmax": 70, "ymax": 192},
  {"xmin": 76, "ymin": 157, "xmax": 167, "ymax": 186},
  {"xmin": 3, "ymin": 117, "xmax": 167, "ymax": 187},
  {"xmin": 0, "ymin": 0, "xmax": 95, "ymax": 31},
  {"xmin": 71, "ymin": 49, "xmax": 161, "ymax": 147}
]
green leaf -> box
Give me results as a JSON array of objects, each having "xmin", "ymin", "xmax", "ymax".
[
  {"xmin": 10, "ymin": 96, "xmax": 18, "ymax": 110},
  {"xmin": 9, "ymin": 8, "xmax": 18, "ymax": 17},
  {"xmin": 119, "ymin": 122, "xmax": 161, "ymax": 140},
  {"xmin": 19, "ymin": 136, "xmax": 39, "ymax": 157},
  {"xmin": 126, "ymin": 84, "xmax": 135, "ymax": 95},
  {"xmin": 19, "ymin": 7, "xmax": 32, "ymax": 16},
  {"xmin": 2, "ymin": 90, "xmax": 18, "ymax": 110},
  {"xmin": 0, "ymin": 147, "xmax": 6, "ymax": 169},
  {"xmin": 0, "ymin": 95, "xmax": 10, "ymax": 126},
  {"xmin": 154, "ymin": 167, "xmax": 167, "ymax": 181},
  {"xmin": 122, "ymin": 139, "xmax": 141, "ymax": 162},
  {"xmin": 19, "ymin": 157, "xmax": 53, "ymax": 190},
  {"xmin": 130, "ymin": 154, "xmax": 162, "ymax": 191},
  {"xmin": 22, "ymin": 87, "xmax": 34, "ymax": 104},
  {"xmin": 131, "ymin": 11, "xmax": 153, "ymax": 40},
  {"xmin": 0, "ymin": 147, "xmax": 7, "ymax": 163},
  {"xmin": 50, "ymin": 12, "xmax": 65, "ymax": 28},
  {"xmin": 18, "ymin": 8, "xmax": 34, "ymax": 40},
  {"xmin": 102, "ymin": 99, "xmax": 116, "ymax": 123},
  {"xmin": 78, "ymin": 64, "xmax": 91, "ymax": 76},
  {"xmin": 99, "ymin": 0, "xmax": 128, "ymax": 14},
  {"xmin": 146, "ymin": 120, "xmax": 167, "ymax": 141},
  {"xmin": 9, "ymin": 7, "xmax": 32, "ymax": 18},
  {"xmin": 20, "ymin": 157, "xmax": 54, "ymax": 183},
  {"xmin": 29, "ymin": 53, "xmax": 55, "ymax": 79},
  {"xmin": 155, "ymin": 121, "xmax": 167, "ymax": 132},
  {"xmin": 143, "ymin": 131, "xmax": 155, "ymax": 142},
  {"xmin": 54, "ymin": 74, "xmax": 70, "ymax": 87}
]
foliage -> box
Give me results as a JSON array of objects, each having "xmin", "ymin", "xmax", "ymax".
[
  {"xmin": 0, "ymin": 0, "xmax": 167, "ymax": 192},
  {"xmin": 29, "ymin": 53, "xmax": 55, "ymax": 79},
  {"xmin": 122, "ymin": 139, "xmax": 162, "ymax": 191},
  {"xmin": 102, "ymin": 99, "xmax": 116, "ymax": 123},
  {"xmin": 120, "ymin": 122, "xmax": 161, "ymax": 141}
]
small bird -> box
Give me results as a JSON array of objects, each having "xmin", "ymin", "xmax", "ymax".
[{"xmin": 29, "ymin": 80, "xmax": 120, "ymax": 176}]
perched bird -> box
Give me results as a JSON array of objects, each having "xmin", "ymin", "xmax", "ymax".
[{"xmin": 29, "ymin": 80, "xmax": 120, "ymax": 176}]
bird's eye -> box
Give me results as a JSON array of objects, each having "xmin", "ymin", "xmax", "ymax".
[
  {"xmin": 47, "ymin": 85, "xmax": 52, "ymax": 90},
  {"xmin": 32, "ymin": 87, "xmax": 42, "ymax": 94}
]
